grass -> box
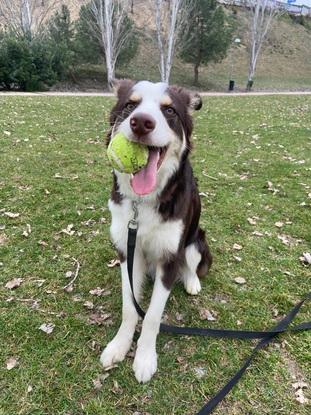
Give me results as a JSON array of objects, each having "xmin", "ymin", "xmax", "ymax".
[{"xmin": 0, "ymin": 95, "xmax": 310, "ymax": 415}]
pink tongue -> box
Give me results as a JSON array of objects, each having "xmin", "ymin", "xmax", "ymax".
[{"xmin": 131, "ymin": 149, "xmax": 160, "ymax": 195}]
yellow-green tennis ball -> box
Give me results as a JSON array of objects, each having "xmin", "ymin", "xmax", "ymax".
[{"xmin": 107, "ymin": 132, "xmax": 148, "ymax": 174}]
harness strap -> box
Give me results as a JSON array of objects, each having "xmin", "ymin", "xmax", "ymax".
[{"xmin": 127, "ymin": 225, "xmax": 311, "ymax": 414}]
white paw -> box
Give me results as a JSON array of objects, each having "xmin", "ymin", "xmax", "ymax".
[
  {"xmin": 100, "ymin": 336, "xmax": 132, "ymax": 368},
  {"xmin": 133, "ymin": 347, "xmax": 157, "ymax": 383},
  {"xmin": 184, "ymin": 275, "xmax": 201, "ymax": 295}
]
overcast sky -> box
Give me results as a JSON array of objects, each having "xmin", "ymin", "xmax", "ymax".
[{"xmin": 282, "ymin": 0, "xmax": 311, "ymax": 5}]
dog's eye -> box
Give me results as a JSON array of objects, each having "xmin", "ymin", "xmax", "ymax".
[
  {"xmin": 164, "ymin": 106, "xmax": 176, "ymax": 116},
  {"xmin": 125, "ymin": 102, "xmax": 136, "ymax": 111}
]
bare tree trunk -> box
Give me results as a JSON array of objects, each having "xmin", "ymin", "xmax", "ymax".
[
  {"xmin": 154, "ymin": 0, "xmax": 192, "ymax": 83},
  {"xmin": 0, "ymin": 0, "xmax": 60, "ymax": 38},
  {"xmin": 89, "ymin": 0, "xmax": 132, "ymax": 88},
  {"xmin": 194, "ymin": 63, "xmax": 199, "ymax": 85},
  {"xmin": 21, "ymin": 0, "xmax": 32, "ymax": 38},
  {"xmin": 155, "ymin": 0, "xmax": 166, "ymax": 82},
  {"xmin": 246, "ymin": 0, "xmax": 282, "ymax": 91}
]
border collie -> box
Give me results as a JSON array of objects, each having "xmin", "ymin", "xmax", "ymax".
[{"xmin": 100, "ymin": 80, "xmax": 212, "ymax": 383}]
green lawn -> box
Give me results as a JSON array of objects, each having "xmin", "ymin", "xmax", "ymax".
[{"xmin": 0, "ymin": 95, "xmax": 310, "ymax": 415}]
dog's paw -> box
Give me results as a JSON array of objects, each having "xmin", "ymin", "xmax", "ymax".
[
  {"xmin": 133, "ymin": 347, "xmax": 157, "ymax": 383},
  {"xmin": 100, "ymin": 336, "xmax": 132, "ymax": 368},
  {"xmin": 184, "ymin": 274, "xmax": 201, "ymax": 295}
]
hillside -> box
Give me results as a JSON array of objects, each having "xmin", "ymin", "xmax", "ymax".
[
  {"xmin": 54, "ymin": 2, "xmax": 310, "ymax": 92},
  {"xmin": 9, "ymin": 1, "xmax": 308, "ymax": 91}
]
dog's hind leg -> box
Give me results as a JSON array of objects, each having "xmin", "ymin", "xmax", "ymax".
[
  {"xmin": 182, "ymin": 243, "xmax": 202, "ymax": 295},
  {"xmin": 100, "ymin": 250, "xmax": 145, "ymax": 368}
]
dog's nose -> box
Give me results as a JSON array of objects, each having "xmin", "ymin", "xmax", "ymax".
[{"xmin": 130, "ymin": 113, "xmax": 155, "ymax": 137}]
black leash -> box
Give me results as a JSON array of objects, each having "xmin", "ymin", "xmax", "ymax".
[{"xmin": 127, "ymin": 217, "xmax": 311, "ymax": 415}]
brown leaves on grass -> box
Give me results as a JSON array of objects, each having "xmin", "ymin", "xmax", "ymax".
[
  {"xmin": 5, "ymin": 278, "xmax": 23, "ymax": 289},
  {"xmin": 39, "ymin": 322, "xmax": 55, "ymax": 335},
  {"xmin": 87, "ymin": 312, "xmax": 111, "ymax": 326},
  {"xmin": 292, "ymin": 381, "xmax": 309, "ymax": 405},
  {"xmin": 199, "ymin": 308, "xmax": 217, "ymax": 321},
  {"xmin": 299, "ymin": 252, "xmax": 311, "ymax": 266},
  {"xmin": 6, "ymin": 357, "xmax": 19, "ymax": 370},
  {"xmin": 4, "ymin": 211, "xmax": 20, "ymax": 218},
  {"xmin": 234, "ymin": 277, "xmax": 246, "ymax": 285},
  {"xmin": 89, "ymin": 287, "xmax": 111, "ymax": 297}
]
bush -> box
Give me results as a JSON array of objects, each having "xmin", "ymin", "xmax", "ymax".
[{"xmin": 0, "ymin": 33, "xmax": 57, "ymax": 91}]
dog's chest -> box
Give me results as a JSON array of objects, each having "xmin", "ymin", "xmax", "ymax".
[{"xmin": 109, "ymin": 199, "xmax": 183, "ymax": 261}]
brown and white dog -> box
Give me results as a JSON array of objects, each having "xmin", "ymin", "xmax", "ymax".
[{"xmin": 100, "ymin": 80, "xmax": 212, "ymax": 383}]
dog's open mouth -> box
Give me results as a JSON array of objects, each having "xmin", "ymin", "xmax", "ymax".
[{"xmin": 130, "ymin": 145, "xmax": 168, "ymax": 196}]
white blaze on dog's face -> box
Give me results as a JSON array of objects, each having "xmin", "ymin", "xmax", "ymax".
[{"xmin": 109, "ymin": 80, "xmax": 201, "ymax": 197}]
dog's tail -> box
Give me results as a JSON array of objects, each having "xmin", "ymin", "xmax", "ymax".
[{"xmin": 196, "ymin": 228, "xmax": 213, "ymax": 278}]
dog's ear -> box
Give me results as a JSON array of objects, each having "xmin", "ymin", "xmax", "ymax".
[
  {"xmin": 110, "ymin": 79, "xmax": 135, "ymax": 98},
  {"xmin": 189, "ymin": 93, "xmax": 202, "ymax": 111},
  {"xmin": 168, "ymin": 86, "xmax": 202, "ymax": 113}
]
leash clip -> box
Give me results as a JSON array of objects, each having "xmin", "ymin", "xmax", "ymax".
[{"xmin": 128, "ymin": 200, "xmax": 139, "ymax": 230}]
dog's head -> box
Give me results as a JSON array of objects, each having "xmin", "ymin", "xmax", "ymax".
[{"xmin": 108, "ymin": 79, "xmax": 202, "ymax": 198}]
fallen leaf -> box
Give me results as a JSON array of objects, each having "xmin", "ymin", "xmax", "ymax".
[
  {"xmin": 295, "ymin": 388, "xmax": 309, "ymax": 404},
  {"xmin": 233, "ymin": 256, "xmax": 242, "ymax": 262},
  {"xmin": 88, "ymin": 312, "xmax": 111, "ymax": 325},
  {"xmin": 233, "ymin": 243, "xmax": 242, "ymax": 250},
  {"xmin": 4, "ymin": 212, "xmax": 20, "ymax": 218},
  {"xmin": 274, "ymin": 221, "xmax": 284, "ymax": 228},
  {"xmin": 39, "ymin": 323, "xmax": 55, "ymax": 334},
  {"xmin": 193, "ymin": 366, "xmax": 207, "ymax": 379},
  {"xmin": 6, "ymin": 357, "xmax": 19, "ymax": 370},
  {"xmin": 199, "ymin": 308, "xmax": 217, "ymax": 321},
  {"xmin": 112, "ymin": 379, "xmax": 122, "ymax": 394},
  {"xmin": 38, "ymin": 240, "xmax": 48, "ymax": 247},
  {"xmin": 22, "ymin": 224, "xmax": 32, "ymax": 237},
  {"xmin": 234, "ymin": 277, "xmax": 246, "ymax": 285},
  {"xmin": 64, "ymin": 284, "xmax": 74, "ymax": 293},
  {"xmin": 5, "ymin": 278, "xmax": 23, "ymax": 289},
  {"xmin": 292, "ymin": 381, "xmax": 308, "ymax": 390},
  {"xmin": 252, "ymin": 231, "xmax": 264, "ymax": 237},
  {"xmin": 89, "ymin": 287, "xmax": 109, "ymax": 296},
  {"xmin": 83, "ymin": 301, "xmax": 94, "ymax": 310},
  {"xmin": 60, "ymin": 224, "xmax": 75, "ymax": 236},
  {"xmin": 107, "ymin": 258, "xmax": 120, "ymax": 268},
  {"xmin": 299, "ymin": 252, "xmax": 311, "ymax": 265},
  {"xmin": 278, "ymin": 234, "xmax": 289, "ymax": 245},
  {"xmin": 247, "ymin": 217, "xmax": 257, "ymax": 225},
  {"xmin": 3, "ymin": 130, "xmax": 11, "ymax": 136},
  {"xmin": 92, "ymin": 376, "xmax": 103, "ymax": 391}
]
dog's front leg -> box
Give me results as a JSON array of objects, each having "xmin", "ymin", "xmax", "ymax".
[
  {"xmin": 133, "ymin": 265, "xmax": 171, "ymax": 383},
  {"xmin": 100, "ymin": 251, "xmax": 145, "ymax": 368}
]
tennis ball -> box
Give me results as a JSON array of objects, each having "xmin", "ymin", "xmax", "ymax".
[{"xmin": 107, "ymin": 132, "xmax": 148, "ymax": 174}]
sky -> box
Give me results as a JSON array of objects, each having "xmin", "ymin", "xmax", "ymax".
[{"xmin": 281, "ymin": 0, "xmax": 311, "ymax": 5}]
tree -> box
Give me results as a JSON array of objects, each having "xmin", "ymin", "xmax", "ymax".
[
  {"xmin": 76, "ymin": 0, "xmax": 137, "ymax": 86},
  {"xmin": 246, "ymin": 0, "xmax": 283, "ymax": 91},
  {"xmin": 155, "ymin": 0, "xmax": 192, "ymax": 83},
  {"xmin": 0, "ymin": 0, "xmax": 60, "ymax": 39},
  {"xmin": 47, "ymin": 4, "xmax": 75, "ymax": 79},
  {"xmin": 179, "ymin": 0, "xmax": 232, "ymax": 85}
]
